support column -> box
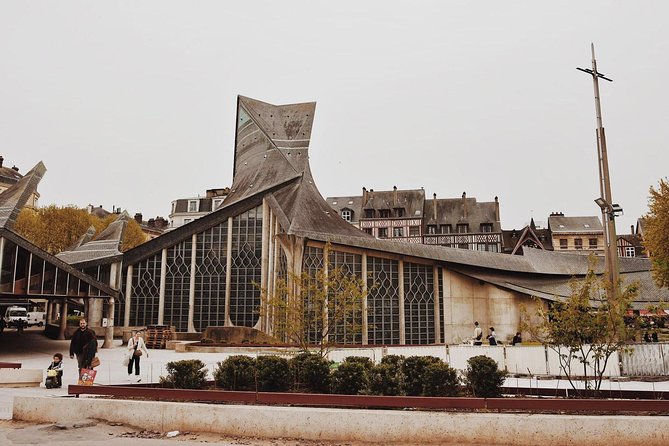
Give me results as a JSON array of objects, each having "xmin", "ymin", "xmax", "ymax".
[
  {"xmin": 398, "ymin": 260, "xmax": 405, "ymax": 345},
  {"xmin": 58, "ymin": 299, "xmax": 68, "ymax": 340},
  {"xmin": 225, "ymin": 217, "xmax": 233, "ymax": 326},
  {"xmin": 83, "ymin": 299, "xmax": 90, "ymax": 324},
  {"xmin": 187, "ymin": 233, "xmax": 197, "ymax": 333},
  {"xmin": 257, "ymin": 199, "xmax": 270, "ymax": 331},
  {"xmin": 433, "ymin": 265, "xmax": 441, "ymax": 344},
  {"xmin": 103, "ymin": 262, "xmax": 120, "ymax": 349},
  {"xmin": 158, "ymin": 249, "xmax": 167, "ymax": 325},
  {"xmin": 442, "ymin": 268, "xmax": 452, "ymax": 344},
  {"xmin": 124, "ymin": 265, "xmax": 133, "ymax": 327},
  {"xmin": 45, "ymin": 300, "xmax": 52, "ymax": 324},
  {"xmin": 361, "ymin": 252, "xmax": 368, "ymax": 345}
]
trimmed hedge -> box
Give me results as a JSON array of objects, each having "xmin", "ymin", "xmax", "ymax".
[
  {"xmin": 289, "ymin": 353, "xmax": 331, "ymax": 393},
  {"xmin": 161, "ymin": 353, "xmax": 504, "ymax": 398},
  {"xmin": 160, "ymin": 359, "xmax": 208, "ymax": 389},
  {"xmin": 214, "ymin": 355, "xmax": 256, "ymax": 390},
  {"xmin": 464, "ymin": 355, "xmax": 506, "ymax": 398}
]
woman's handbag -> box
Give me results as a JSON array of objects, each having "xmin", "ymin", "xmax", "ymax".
[
  {"xmin": 90, "ymin": 356, "xmax": 101, "ymax": 368},
  {"xmin": 133, "ymin": 349, "xmax": 142, "ymax": 357}
]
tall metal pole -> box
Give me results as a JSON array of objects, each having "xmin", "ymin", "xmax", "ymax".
[{"xmin": 578, "ymin": 44, "xmax": 620, "ymax": 300}]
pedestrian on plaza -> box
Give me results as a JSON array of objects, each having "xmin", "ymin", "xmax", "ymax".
[
  {"xmin": 127, "ymin": 331, "xmax": 149, "ymax": 382},
  {"xmin": 652, "ymin": 331, "xmax": 659, "ymax": 342},
  {"xmin": 512, "ymin": 331, "xmax": 522, "ymax": 346},
  {"xmin": 69, "ymin": 318, "xmax": 97, "ymax": 373},
  {"xmin": 643, "ymin": 331, "xmax": 651, "ymax": 343},
  {"xmin": 487, "ymin": 327, "xmax": 497, "ymax": 346},
  {"xmin": 473, "ymin": 321, "xmax": 483, "ymax": 346}
]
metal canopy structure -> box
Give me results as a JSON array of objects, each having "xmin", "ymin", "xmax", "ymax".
[{"xmin": 0, "ymin": 162, "xmax": 118, "ymax": 308}]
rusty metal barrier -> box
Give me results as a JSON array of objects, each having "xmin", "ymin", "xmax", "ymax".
[
  {"xmin": 67, "ymin": 385, "xmax": 669, "ymax": 413},
  {"xmin": 0, "ymin": 362, "xmax": 21, "ymax": 369}
]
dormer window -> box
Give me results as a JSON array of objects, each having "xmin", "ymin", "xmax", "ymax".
[
  {"xmin": 341, "ymin": 209, "xmax": 352, "ymax": 222},
  {"xmin": 480, "ymin": 223, "xmax": 493, "ymax": 233},
  {"xmin": 393, "ymin": 208, "xmax": 405, "ymax": 218},
  {"xmin": 379, "ymin": 209, "xmax": 390, "ymax": 218},
  {"xmin": 188, "ymin": 200, "xmax": 198, "ymax": 213},
  {"xmin": 213, "ymin": 198, "xmax": 224, "ymax": 210},
  {"xmin": 364, "ymin": 209, "xmax": 375, "ymax": 219}
]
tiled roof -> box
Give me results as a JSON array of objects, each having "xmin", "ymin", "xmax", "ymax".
[
  {"xmin": 548, "ymin": 215, "xmax": 603, "ymax": 233},
  {"xmin": 363, "ymin": 189, "xmax": 425, "ymax": 218},
  {"xmin": 326, "ymin": 196, "xmax": 363, "ymax": 222},
  {"xmin": 57, "ymin": 214, "xmax": 128, "ymax": 266},
  {"xmin": 0, "ymin": 166, "xmax": 23, "ymax": 186},
  {"xmin": 0, "ymin": 162, "xmax": 46, "ymax": 230}
]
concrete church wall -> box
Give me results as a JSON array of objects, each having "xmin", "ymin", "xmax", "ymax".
[{"xmin": 442, "ymin": 269, "xmax": 544, "ymax": 344}]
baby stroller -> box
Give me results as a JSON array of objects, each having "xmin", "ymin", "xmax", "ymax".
[{"xmin": 45, "ymin": 369, "xmax": 61, "ymax": 388}]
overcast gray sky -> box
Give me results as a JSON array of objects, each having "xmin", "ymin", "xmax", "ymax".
[{"xmin": 1, "ymin": 1, "xmax": 667, "ymax": 232}]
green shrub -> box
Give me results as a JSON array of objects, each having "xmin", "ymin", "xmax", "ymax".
[
  {"xmin": 289, "ymin": 353, "xmax": 331, "ymax": 393},
  {"xmin": 256, "ymin": 356, "xmax": 291, "ymax": 392},
  {"xmin": 214, "ymin": 355, "xmax": 256, "ymax": 390},
  {"xmin": 330, "ymin": 361, "xmax": 369, "ymax": 395},
  {"xmin": 464, "ymin": 355, "xmax": 506, "ymax": 398},
  {"xmin": 423, "ymin": 362, "xmax": 460, "ymax": 397},
  {"xmin": 342, "ymin": 355, "xmax": 374, "ymax": 371},
  {"xmin": 369, "ymin": 362, "xmax": 404, "ymax": 396},
  {"xmin": 380, "ymin": 354, "xmax": 405, "ymax": 368},
  {"xmin": 402, "ymin": 356, "xmax": 442, "ymax": 396},
  {"xmin": 160, "ymin": 359, "xmax": 208, "ymax": 389}
]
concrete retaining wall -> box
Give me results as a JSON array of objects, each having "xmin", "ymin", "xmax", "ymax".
[
  {"xmin": 13, "ymin": 396, "xmax": 668, "ymax": 446},
  {"xmin": 0, "ymin": 369, "xmax": 42, "ymax": 387}
]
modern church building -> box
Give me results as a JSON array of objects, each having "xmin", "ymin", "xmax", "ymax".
[{"xmin": 3, "ymin": 97, "xmax": 666, "ymax": 346}]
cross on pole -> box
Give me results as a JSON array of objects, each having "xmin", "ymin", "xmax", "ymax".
[{"xmin": 577, "ymin": 43, "xmax": 620, "ymax": 301}]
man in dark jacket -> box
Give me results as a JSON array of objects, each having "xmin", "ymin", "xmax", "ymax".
[{"xmin": 69, "ymin": 318, "xmax": 97, "ymax": 373}]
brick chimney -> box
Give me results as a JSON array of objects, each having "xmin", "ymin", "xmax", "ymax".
[
  {"xmin": 134, "ymin": 213, "xmax": 143, "ymax": 224},
  {"xmin": 0, "ymin": 156, "xmax": 3, "ymax": 168},
  {"xmin": 433, "ymin": 193, "xmax": 437, "ymax": 220},
  {"xmin": 393, "ymin": 186, "xmax": 398, "ymax": 205},
  {"xmin": 462, "ymin": 192, "xmax": 467, "ymax": 219},
  {"xmin": 362, "ymin": 187, "xmax": 368, "ymax": 204},
  {"xmin": 11, "ymin": 165, "xmax": 19, "ymax": 172},
  {"xmin": 494, "ymin": 196, "xmax": 500, "ymax": 222}
]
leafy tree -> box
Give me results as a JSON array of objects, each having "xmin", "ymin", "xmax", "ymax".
[
  {"xmin": 261, "ymin": 244, "xmax": 368, "ymax": 356},
  {"xmin": 14, "ymin": 205, "xmax": 147, "ymax": 255},
  {"xmin": 15, "ymin": 206, "xmax": 94, "ymax": 254},
  {"xmin": 644, "ymin": 178, "xmax": 669, "ymax": 288},
  {"xmin": 522, "ymin": 265, "xmax": 639, "ymax": 396}
]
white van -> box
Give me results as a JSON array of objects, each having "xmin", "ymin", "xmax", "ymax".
[
  {"xmin": 27, "ymin": 311, "xmax": 46, "ymax": 327},
  {"xmin": 3, "ymin": 306, "xmax": 28, "ymax": 328}
]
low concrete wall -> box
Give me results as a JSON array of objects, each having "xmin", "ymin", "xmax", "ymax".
[
  {"xmin": 12, "ymin": 396, "xmax": 668, "ymax": 445},
  {"xmin": 0, "ymin": 369, "xmax": 42, "ymax": 388}
]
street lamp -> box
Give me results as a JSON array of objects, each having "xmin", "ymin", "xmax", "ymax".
[{"xmin": 594, "ymin": 198, "xmax": 623, "ymax": 221}]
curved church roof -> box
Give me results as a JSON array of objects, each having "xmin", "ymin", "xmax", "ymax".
[{"xmin": 122, "ymin": 95, "xmax": 667, "ymax": 307}]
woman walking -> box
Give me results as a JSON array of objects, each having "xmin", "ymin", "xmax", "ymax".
[{"xmin": 127, "ymin": 331, "xmax": 149, "ymax": 382}]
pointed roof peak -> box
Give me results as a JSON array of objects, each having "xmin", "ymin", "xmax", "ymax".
[{"xmin": 0, "ymin": 161, "xmax": 46, "ymax": 230}]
